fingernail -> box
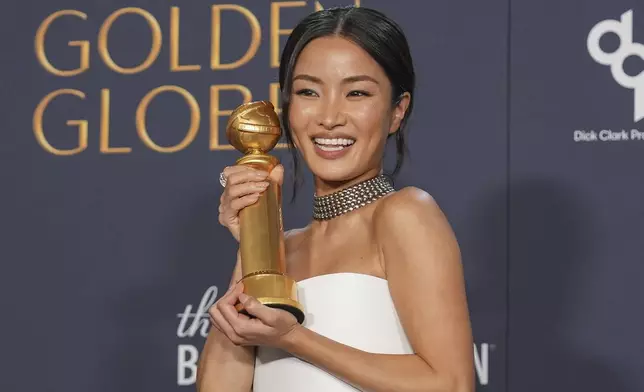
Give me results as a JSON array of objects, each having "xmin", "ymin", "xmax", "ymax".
[
  {"xmin": 255, "ymin": 171, "xmax": 268, "ymax": 178},
  {"xmin": 256, "ymin": 182, "xmax": 269, "ymax": 188},
  {"xmin": 239, "ymin": 293, "xmax": 249, "ymax": 304}
]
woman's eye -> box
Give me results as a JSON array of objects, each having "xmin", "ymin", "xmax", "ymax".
[
  {"xmin": 348, "ymin": 90, "xmax": 371, "ymax": 97},
  {"xmin": 295, "ymin": 89, "xmax": 318, "ymax": 97}
]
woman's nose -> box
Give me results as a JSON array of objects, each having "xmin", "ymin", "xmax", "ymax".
[{"xmin": 318, "ymin": 97, "xmax": 347, "ymax": 130}]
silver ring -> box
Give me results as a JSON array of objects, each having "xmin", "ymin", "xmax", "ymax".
[{"xmin": 219, "ymin": 172, "xmax": 227, "ymax": 188}]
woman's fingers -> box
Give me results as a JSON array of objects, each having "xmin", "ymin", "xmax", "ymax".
[
  {"xmin": 268, "ymin": 164, "xmax": 284, "ymax": 186},
  {"xmin": 225, "ymin": 181, "xmax": 270, "ymax": 200},
  {"xmin": 225, "ymin": 168, "xmax": 269, "ymax": 187},
  {"xmin": 209, "ymin": 284, "xmax": 246, "ymax": 344},
  {"xmin": 218, "ymin": 165, "xmax": 274, "ymax": 242},
  {"xmin": 210, "ymin": 306, "xmax": 244, "ymax": 344},
  {"xmin": 229, "ymin": 193, "xmax": 262, "ymax": 211}
]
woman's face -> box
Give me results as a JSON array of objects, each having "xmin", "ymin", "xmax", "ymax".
[{"xmin": 288, "ymin": 36, "xmax": 409, "ymax": 183}]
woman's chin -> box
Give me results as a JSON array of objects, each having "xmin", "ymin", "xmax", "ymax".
[
  {"xmin": 304, "ymin": 151, "xmax": 375, "ymax": 185},
  {"xmin": 309, "ymin": 167, "xmax": 355, "ymax": 184},
  {"xmin": 309, "ymin": 164, "xmax": 376, "ymax": 186}
]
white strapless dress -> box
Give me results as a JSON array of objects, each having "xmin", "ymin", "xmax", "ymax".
[{"xmin": 252, "ymin": 273, "xmax": 413, "ymax": 391}]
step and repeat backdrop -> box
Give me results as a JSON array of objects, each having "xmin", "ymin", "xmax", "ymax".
[{"xmin": 0, "ymin": 0, "xmax": 641, "ymax": 391}]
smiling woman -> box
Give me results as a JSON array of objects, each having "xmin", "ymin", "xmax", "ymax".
[
  {"xmin": 288, "ymin": 37, "xmax": 398, "ymax": 179},
  {"xmin": 197, "ymin": 6, "xmax": 474, "ymax": 392}
]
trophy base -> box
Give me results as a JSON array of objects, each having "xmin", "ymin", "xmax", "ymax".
[{"xmin": 235, "ymin": 273, "xmax": 305, "ymax": 324}]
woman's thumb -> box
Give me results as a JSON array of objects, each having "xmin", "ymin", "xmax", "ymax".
[{"xmin": 269, "ymin": 164, "xmax": 284, "ymax": 186}]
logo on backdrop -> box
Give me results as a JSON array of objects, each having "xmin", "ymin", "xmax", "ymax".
[
  {"xmin": 176, "ymin": 285, "xmax": 219, "ymax": 386},
  {"xmin": 577, "ymin": 9, "xmax": 644, "ymax": 143},
  {"xmin": 573, "ymin": 10, "xmax": 644, "ymax": 142},
  {"xmin": 588, "ymin": 9, "xmax": 644, "ymax": 124}
]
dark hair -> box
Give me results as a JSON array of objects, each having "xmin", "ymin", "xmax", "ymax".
[{"xmin": 279, "ymin": 6, "xmax": 415, "ymax": 199}]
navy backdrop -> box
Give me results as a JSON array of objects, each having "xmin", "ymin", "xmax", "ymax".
[{"xmin": 0, "ymin": 1, "xmax": 641, "ymax": 391}]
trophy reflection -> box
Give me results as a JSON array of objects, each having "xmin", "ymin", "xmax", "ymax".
[{"xmin": 226, "ymin": 101, "xmax": 305, "ymax": 324}]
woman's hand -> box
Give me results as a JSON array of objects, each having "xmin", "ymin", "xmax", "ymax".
[
  {"xmin": 208, "ymin": 282, "xmax": 299, "ymax": 349},
  {"xmin": 218, "ymin": 164, "xmax": 284, "ymax": 241}
]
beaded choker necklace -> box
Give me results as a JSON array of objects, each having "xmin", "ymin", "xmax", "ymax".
[{"xmin": 312, "ymin": 175, "xmax": 395, "ymax": 221}]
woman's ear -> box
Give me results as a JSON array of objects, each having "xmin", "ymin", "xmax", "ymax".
[{"xmin": 389, "ymin": 92, "xmax": 411, "ymax": 135}]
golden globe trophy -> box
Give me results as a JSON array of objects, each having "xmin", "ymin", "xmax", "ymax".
[{"xmin": 226, "ymin": 101, "xmax": 305, "ymax": 324}]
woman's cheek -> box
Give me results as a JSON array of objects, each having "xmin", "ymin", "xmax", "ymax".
[{"xmin": 352, "ymin": 102, "xmax": 386, "ymax": 134}]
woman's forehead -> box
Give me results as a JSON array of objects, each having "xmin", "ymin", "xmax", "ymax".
[{"xmin": 293, "ymin": 36, "xmax": 386, "ymax": 81}]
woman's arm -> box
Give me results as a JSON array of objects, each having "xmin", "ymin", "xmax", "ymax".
[
  {"xmin": 277, "ymin": 187, "xmax": 474, "ymax": 392},
  {"xmin": 196, "ymin": 253, "xmax": 256, "ymax": 392}
]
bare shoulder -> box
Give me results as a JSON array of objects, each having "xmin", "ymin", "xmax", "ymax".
[
  {"xmin": 374, "ymin": 186, "xmax": 448, "ymax": 232},
  {"xmin": 373, "ymin": 186, "xmax": 460, "ymax": 270}
]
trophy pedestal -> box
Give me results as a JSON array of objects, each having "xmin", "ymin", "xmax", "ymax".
[{"xmin": 235, "ymin": 273, "xmax": 305, "ymax": 324}]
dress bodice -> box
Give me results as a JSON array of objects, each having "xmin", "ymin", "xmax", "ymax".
[{"xmin": 253, "ymin": 273, "xmax": 413, "ymax": 391}]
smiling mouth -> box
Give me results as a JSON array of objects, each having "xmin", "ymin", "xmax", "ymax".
[{"xmin": 312, "ymin": 137, "xmax": 356, "ymax": 152}]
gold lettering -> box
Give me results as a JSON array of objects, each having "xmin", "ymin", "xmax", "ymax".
[
  {"xmin": 170, "ymin": 7, "xmax": 201, "ymax": 72},
  {"xmin": 34, "ymin": 10, "xmax": 89, "ymax": 77},
  {"xmin": 33, "ymin": 89, "xmax": 88, "ymax": 155},
  {"xmin": 100, "ymin": 89, "xmax": 132, "ymax": 154},
  {"xmin": 271, "ymin": 2, "xmax": 306, "ymax": 68},
  {"xmin": 211, "ymin": 5, "xmax": 261, "ymax": 70},
  {"xmin": 136, "ymin": 86, "xmax": 200, "ymax": 153},
  {"xmin": 210, "ymin": 85, "xmax": 252, "ymax": 151},
  {"xmin": 315, "ymin": 0, "xmax": 360, "ymax": 11},
  {"xmin": 98, "ymin": 7, "xmax": 162, "ymax": 75}
]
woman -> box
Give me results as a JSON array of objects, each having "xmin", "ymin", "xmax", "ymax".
[{"xmin": 197, "ymin": 6, "xmax": 473, "ymax": 392}]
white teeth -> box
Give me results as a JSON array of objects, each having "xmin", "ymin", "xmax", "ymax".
[
  {"xmin": 317, "ymin": 145, "xmax": 345, "ymax": 152},
  {"xmin": 313, "ymin": 137, "xmax": 355, "ymax": 146}
]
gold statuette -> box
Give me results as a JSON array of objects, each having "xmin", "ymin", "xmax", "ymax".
[{"xmin": 226, "ymin": 101, "xmax": 305, "ymax": 324}]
